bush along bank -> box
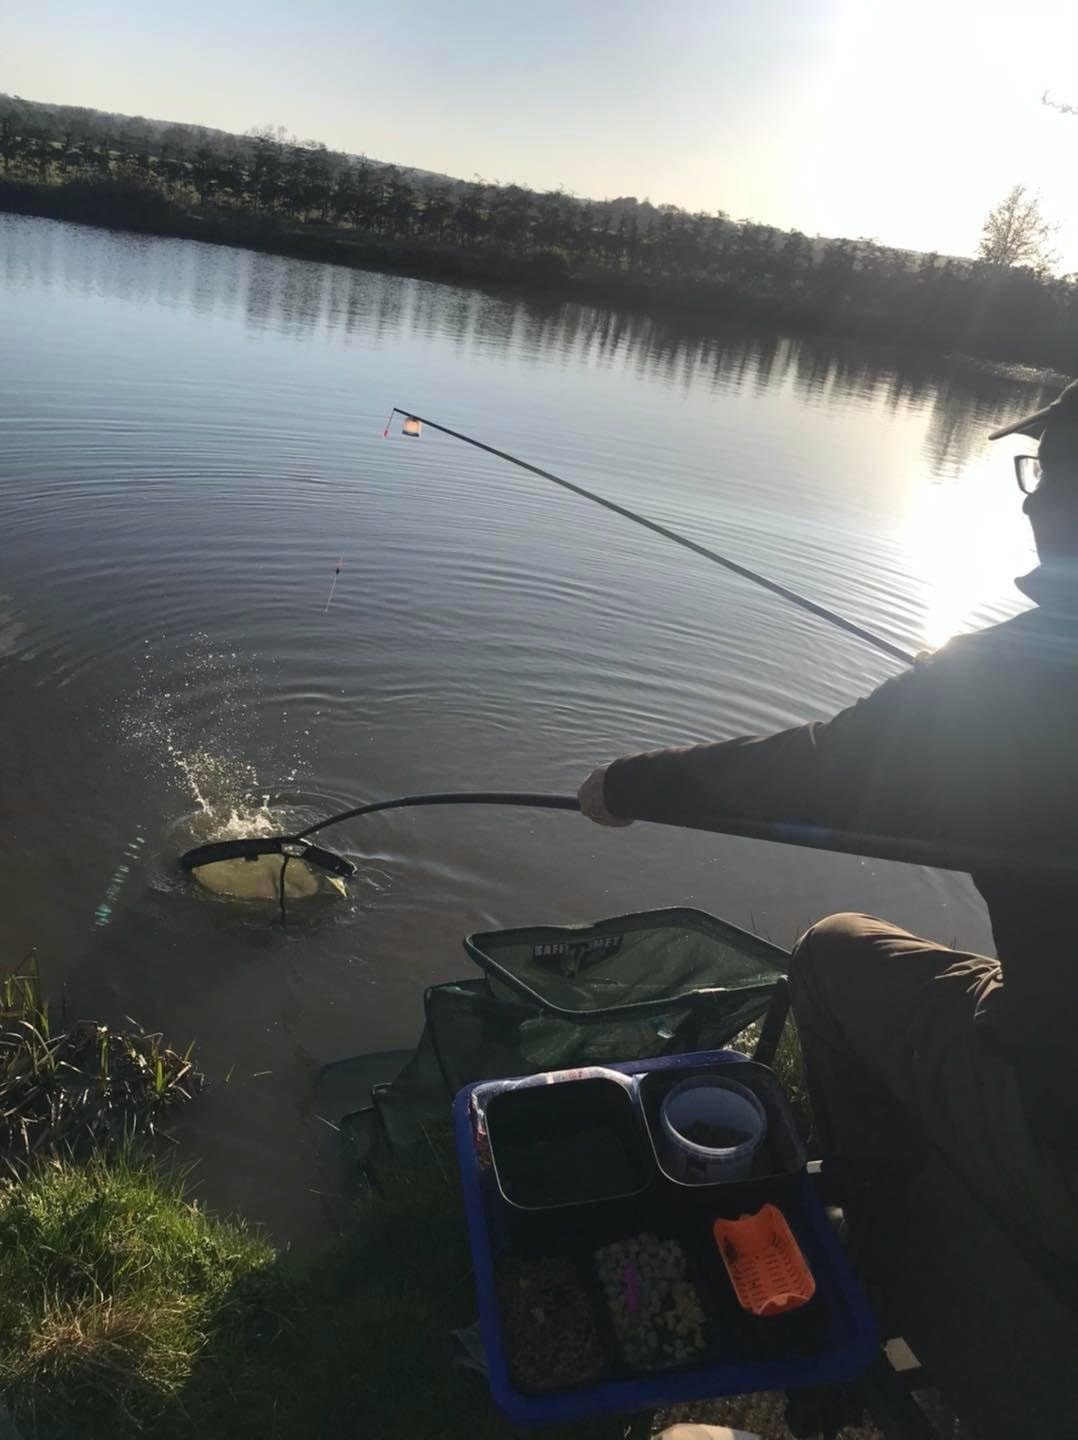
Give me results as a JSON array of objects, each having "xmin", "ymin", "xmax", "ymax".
[{"xmin": 2, "ymin": 169, "xmax": 1078, "ymax": 374}]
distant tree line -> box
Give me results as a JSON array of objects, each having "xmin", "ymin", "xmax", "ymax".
[{"xmin": 2, "ymin": 94, "xmax": 1077, "ymax": 371}]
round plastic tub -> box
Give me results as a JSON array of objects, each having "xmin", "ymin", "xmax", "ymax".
[{"xmin": 658, "ymin": 1075, "xmax": 766, "ymax": 1183}]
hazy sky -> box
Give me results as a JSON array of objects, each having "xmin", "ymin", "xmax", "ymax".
[{"xmin": 7, "ymin": 0, "xmax": 1078, "ymax": 268}]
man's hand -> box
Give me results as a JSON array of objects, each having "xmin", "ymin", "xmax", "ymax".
[{"xmin": 578, "ymin": 766, "xmax": 634, "ymax": 827}]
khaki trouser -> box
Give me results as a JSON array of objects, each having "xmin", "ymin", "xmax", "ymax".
[
  {"xmin": 790, "ymin": 914, "xmax": 1078, "ymax": 1437},
  {"xmin": 790, "ymin": 912, "xmax": 1078, "ymax": 1269}
]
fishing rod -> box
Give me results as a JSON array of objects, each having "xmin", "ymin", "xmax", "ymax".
[{"xmin": 384, "ymin": 408, "xmax": 916, "ymax": 668}]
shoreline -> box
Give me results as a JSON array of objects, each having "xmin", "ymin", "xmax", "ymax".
[{"xmin": 1, "ymin": 179, "xmax": 1072, "ymax": 376}]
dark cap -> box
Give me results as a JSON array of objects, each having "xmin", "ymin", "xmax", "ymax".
[{"xmin": 989, "ymin": 379, "xmax": 1078, "ymax": 441}]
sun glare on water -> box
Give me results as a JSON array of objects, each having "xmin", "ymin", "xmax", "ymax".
[{"xmin": 904, "ymin": 446, "xmax": 1037, "ymax": 651}]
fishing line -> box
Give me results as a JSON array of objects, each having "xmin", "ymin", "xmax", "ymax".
[
  {"xmin": 383, "ymin": 407, "xmax": 916, "ymax": 668},
  {"xmin": 323, "ymin": 556, "xmax": 343, "ymax": 614}
]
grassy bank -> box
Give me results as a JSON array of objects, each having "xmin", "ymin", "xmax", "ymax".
[
  {"xmin": 2, "ymin": 173, "xmax": 1077, "ymax": 375},
  {"xmin": 0, "ymin": 954, "xmax": 508, "ymax": 1438},
  {"xmin": 0, "ymin": 1153, "xmax": 272, "ymax": 1433},
  {"xmin": 0, "ymin": 956, "xmax": 592, "ymax": 1438},
  {"xmin": 0, "ymin": 1145, "xmax": 615, "ymax": 1440}
]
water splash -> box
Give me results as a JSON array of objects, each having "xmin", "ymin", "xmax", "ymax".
[
  {"xmin": 117, "ymin": 633, "xmax": 348, "ymax": 907},
  {"xmin": 167, "ymin": 746, "xmax": 277, "ymax": 840},
  {"xmin": 124, "ymin": 632, "xmax": 301, "ymax": 844}
]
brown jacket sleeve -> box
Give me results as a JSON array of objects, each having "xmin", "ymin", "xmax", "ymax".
[{"xmin": 602, "ymin": 654, "xmax": 949, "ymax": 840}]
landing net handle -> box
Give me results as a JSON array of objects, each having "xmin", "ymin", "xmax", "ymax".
[{"xmin": 178, "ymin": 792, "xmax": 582, "ymax": 875}]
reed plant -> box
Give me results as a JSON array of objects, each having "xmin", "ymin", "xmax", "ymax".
[{"xmin": 0, "ymin": 954, "xmax": 201, "ymax": 1167}]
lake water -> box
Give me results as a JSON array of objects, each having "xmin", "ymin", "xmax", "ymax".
[{"xmin": 0, "ymin": 213, "xmax": 1058, "ymax": 1235}]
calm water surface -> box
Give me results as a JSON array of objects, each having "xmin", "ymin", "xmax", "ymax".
[{"xmin": 0, "ymin": 214, "xmax": 1058, "ymax": 1234}]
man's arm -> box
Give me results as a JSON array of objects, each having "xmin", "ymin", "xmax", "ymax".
[{"xmin": 596, "ymin": 655, "xmax": 949, "ymax": 840}]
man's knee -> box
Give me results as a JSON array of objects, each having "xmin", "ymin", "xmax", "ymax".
[
  {"xmin": 791, "ymin": 912, "xmax": 878, "ymax": 978},
  {"xmin": 788, "ymin": 913, "xmax": 887, "ymax": 1034}
]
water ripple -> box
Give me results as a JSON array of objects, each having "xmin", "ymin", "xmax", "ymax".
[{"xmin": 0, "ymin": 212, "xmax": 1037, "ymax": 1234}]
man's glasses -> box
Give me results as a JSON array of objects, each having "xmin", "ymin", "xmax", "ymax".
[{"xmin": 1015, "ymin": 455, "xmax": 1042, "ymax": 495}]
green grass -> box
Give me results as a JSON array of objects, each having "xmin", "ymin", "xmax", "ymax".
[
  {"xmin": 0, "ymin": 1146, "xmax": 617, "ymax": 1440},
  {"xmin": 0, "ymin": 1151, "xmax": 273, "ymax": 1436},
  {"xmin": 769, "ymin": 1019, "xmax": 814, "ymax": 1144},
  {"xmin": 739, "ymin": 1015, "xmax": 815, "ymax": 1146}
]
